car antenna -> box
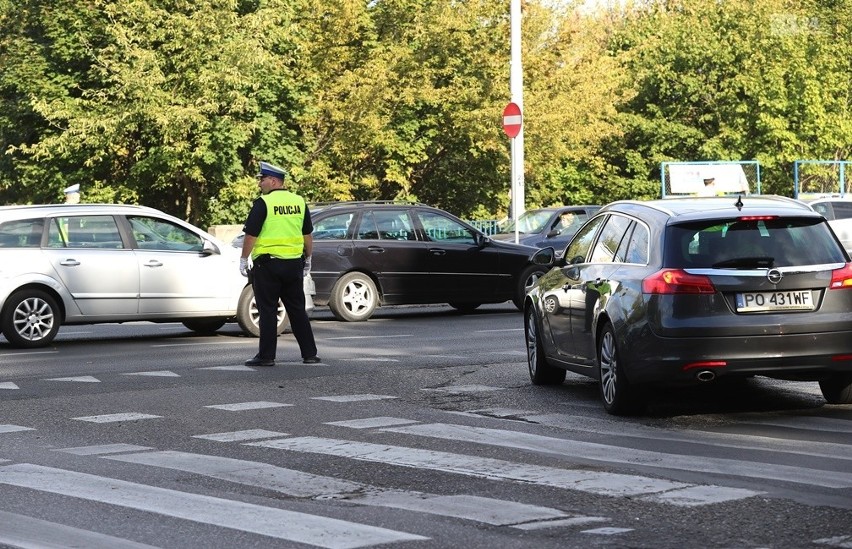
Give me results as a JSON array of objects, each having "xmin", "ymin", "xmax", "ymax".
[{"xmin": 734, "ymin": 195, "xmax": 744, "ymax": 211}]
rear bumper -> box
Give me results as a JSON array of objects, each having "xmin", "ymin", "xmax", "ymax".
[{"xmin": 623, "ymin": 330, "xmax": 852, "ymax": 385}]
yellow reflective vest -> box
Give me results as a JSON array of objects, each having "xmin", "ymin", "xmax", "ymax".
[{"xmin": 252, "ymin": 191, "xmax": 306, "ymax": 260}]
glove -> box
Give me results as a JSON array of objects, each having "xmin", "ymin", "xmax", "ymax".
[
  {"xmin": 303, "ymin": 256, "xmax": 312, "ymax": 276},
  {"xmin": 239, "ymin": 257, "xmax": 249, "ymax": 277}
]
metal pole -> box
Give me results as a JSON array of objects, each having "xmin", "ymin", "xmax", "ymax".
[{"xmin": 510, "ymin": 0, "xmax": 524, "ymax": 244}]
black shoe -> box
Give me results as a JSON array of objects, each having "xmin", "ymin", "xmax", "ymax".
[
  {"xmin": 245, "ymin": 355, "xmax": 275, "ymax": 367},
  {"xmin": 302, "ymin": 356, "xmax": 321, "ymax": 364}
]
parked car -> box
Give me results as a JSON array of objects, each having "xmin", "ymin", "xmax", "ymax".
[
  {"xmin": 524, "ymin": 195, "xmax": 852, "ymax": 415},
  {"xmin": 0, "ymin": 204, "xmax": 287, "ymax": 348},
  {"xmin": 799, "ymin": 195, "xmax": 852, "ymax": 255},
  {"xmin": 491, "ymin": 205, "xmax": 601, "ymax": 254},
  {"xmin": 239, "ymin": 201, "xmax": 543, "ymax": 321}
]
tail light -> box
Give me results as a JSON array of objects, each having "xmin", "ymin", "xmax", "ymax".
[
  {"xmin": 830, "ymin": 263, "xmax": 852, "ymax": 289},
  {"xmin": 642, "ymin": 269, "xmax": 716, "ymax": 294}
]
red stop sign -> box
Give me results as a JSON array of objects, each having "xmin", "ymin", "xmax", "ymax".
[{"xmin": 502, "ymin": 102, "xmax": 522, "ymax": 138}]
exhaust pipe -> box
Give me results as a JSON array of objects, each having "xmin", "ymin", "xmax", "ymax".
[{"xmin": 696, "ymin": 370, "xmax": 716, "ymax": 382}]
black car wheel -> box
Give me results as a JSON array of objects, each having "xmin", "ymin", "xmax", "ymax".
[
  {"xmin": 819, "ymin": 373, "xmax": 852, "ymax": 404},
  {"xmin": 182, "ymin": 318, "xmax": 227, "ymax": 334},
  {"xmin": 1, "ymin": 289, "xmax": 61, "ymax": 348},
  {"xmin": 598, "ymin": 323, "xmax": 643, "ymax": 415},
  {"xmin": 328, "ymin": 272, "xmax": 378, "ymax": 321},
  {"xmin": 514, "ymin": 265, "xmax": 547, "ymax": 310},
  {"xmin": 236, "ymin": 285, "xmax": 288, "ymax": 337},
  {"xmin": 525, "ymin": 307, "xmax": 566, "ymax": 385}
]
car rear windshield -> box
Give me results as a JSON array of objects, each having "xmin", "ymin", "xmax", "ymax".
[{"xmin": 665, "ymin": 217, "xmax": 847, "ymax": 269}]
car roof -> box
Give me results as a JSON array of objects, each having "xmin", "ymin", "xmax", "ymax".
[
  {"xmin": 0, "ymin": 203, "xmax": 168, "ymax": 217},
  {"xmin": 601, "ymin": 195, "xmax": 821, "ymax": 224}
]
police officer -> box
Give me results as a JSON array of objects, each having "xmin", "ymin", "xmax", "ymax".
[{"xmin": 239, "ymin": 161, "xmax": 320, "ymax": 366}]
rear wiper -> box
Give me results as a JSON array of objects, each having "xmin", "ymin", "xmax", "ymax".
[{"xmin": 711, "ymin": 256, "xmax": 775, "ymax": 269}]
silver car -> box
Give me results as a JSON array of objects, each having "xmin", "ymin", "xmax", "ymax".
[{"xmin": 0, "ymin": 204, "xmax": 286, "ymax": 348}]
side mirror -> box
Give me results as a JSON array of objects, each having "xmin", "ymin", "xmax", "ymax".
[
  {"xmin": 531, "ymin": 247, "xmax": 557, "ymax": 267},
  {"xmin": 201, "ymin": 239, "xmax": 220, "ymax": 256},
  {"xmin": 474, "ymin": 232, "xmax": 488, "ymax": 247}
]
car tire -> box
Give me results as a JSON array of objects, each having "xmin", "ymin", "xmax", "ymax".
[
  {"xmin": 236, "ymin": 285, "xmax": 288, "ymax": 337},
  {"xmin": 598, "ymin": 322, "xmax": 643, "ymax": 415},
  {"xmin": 819, "ymin": 373, "xmax": 852, "ymax": 404},
  {"xmin": 525, "ymin": 307, "xmax": 566, "ymax": 385},
  {"xmin": 328, "ymin": 272, "xmax": 378, "ymax": 321},
  {"xmin": 449, "ymin": 302, "xmax": 481, "ymax": 313},
  {"xmin": 1, "ymin": 289, "xmax": 61, "ymax": 348},
  {"xmin": 182, "ymin": 318, "xmax": 227, "ymax": 334},
  {"xmin": 513, "ymin": 265, "xmax": 547, "ymax": 310}
]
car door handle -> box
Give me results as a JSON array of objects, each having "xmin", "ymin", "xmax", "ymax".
[
  {"xmin": 59, "ymin": 259, "xmax": 80, "ymax": 266},
  {"xmin": 428, "ymin": 248, "xmax": 446, "ymax": 256},
  {"xmin": 144, "ymin": 260, "xmax": 164, "ymax": 267},
  {"xmin": 367, "ymin": 246, "xmax": 385, "ymax": 254}
]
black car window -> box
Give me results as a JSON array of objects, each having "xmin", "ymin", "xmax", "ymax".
[
  {"xmin": 313, "ymin": 212, "xmax": 353, "ymax": 240},
  {"xmin": 832, "ymin": 202, "xmax": 852, "ymax": 219},
  {"xmin": 590, "ymin": 214, "xmax": 632, "ymax": 263},
  {"xmin": 563, "ymin": 215, "xmax": 606, "ymax": 264},
  {"xmin": 48, "ymin": 216, "xmax": 123, "ymax": 249},
  {"xmin": 418, "ymin": 211, "xmax": 476, "ymax": 244},
  {"xmin": 666, "ymin": 217, "xmax": 845, "ymax": 269},
  {"xmin": 357, "ymin": 210, "xmax": 415, "ymax": 241},
  {"xmin": 623, "ymin": 222, "xmax": 650, "ymax": 264},
  {"xmin": 128, "ymin": 216, "xmax": 203, "ymax": 251},
  {"xmin": 811, "ymin": 202, "xmax": 833, "ymax": 219},
  {"xmin": 0, "ymin": 218, "xmax": 44, "ymax": 248},
  {"xmin": 358, "ymin": 211, "xmax": 380, "ymax": 240}
]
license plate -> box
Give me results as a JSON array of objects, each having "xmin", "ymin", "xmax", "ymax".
[{"xmin": 736, "ymin": 290, "xmax": 814, "ymax": 312}]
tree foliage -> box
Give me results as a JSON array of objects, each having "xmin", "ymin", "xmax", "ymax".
[{"xmin": 1, "ymin": 0, "xmax": 849, "ymax": 225}]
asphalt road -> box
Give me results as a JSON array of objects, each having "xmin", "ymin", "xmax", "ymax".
[{"xmin": 0, "ymin": 303, "xmax": 850, "ymax": 549}]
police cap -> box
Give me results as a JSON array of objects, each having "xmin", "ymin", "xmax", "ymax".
[{"xmin": 258, "ymin": 161, "xmax": 286, "ymax": 180}]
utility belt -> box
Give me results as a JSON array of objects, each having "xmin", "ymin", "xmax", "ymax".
[{"xmin": 253, "ymin": 254, "xmax": 302, "ymax": 265}]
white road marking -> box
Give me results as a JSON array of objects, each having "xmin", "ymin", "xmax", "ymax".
[
  {"xmin": 0, "ymin": 382, "xmax": 20, "ymax": 390},
  {"xmin": 0, "ymin": 463, "xmax": 427, "ymax": 548},
  {"xmin": 0, "ymin": 509, "xmax": 162, "ymax": 549},
  {"xmin": 106, "ymin": 450, "xmax": 575, "ymax": 527},
  {"xmin": 56, "ymin": 444, "xmax": 154, "ymax": 456},
  {"xmin": 340, "ymin": 358, "xmax": 400, "ymax": 362},
  {"xmin": 247, "ymin": 436, "xmax": 689, "ymax": 498},
  {"xmin": 0, "ymin": 425, "xmax": 34, "ymax": 434},
  {"xmin": 513, "ymin": 516, "xmax": 609, "ymax": 531},
  {"xmin": 205, "ymin": 401, "xmax": 293, "ymax": 411},
  {"xmin": 384, "ymin": 423, "xmax": 851, "ymax": 489},
  {"xmin": 122, "ymin": 370, "xmax": 180, "ymax": 377},
  {"xmin": 0, "ymin": 350, "xmax": 57, "ymax": 357},
  {"xmin": 326, "ymin": 417, "xmax": 418, "ymax": 429},
  {"xmin": 474, "ymin": 329, "xmax": 523, "ymax": 333},
  {"xmin": 73, "ymin": 413, "xmax": 162, "ymax": 423},
  {"xmin": 325, "ymin": 335, "xmax": 412, "ymax": 340},
  {"xmin": 151, "ymin": 341, "xmax": 250, "ymax": 348},
  {"xmin": 45, "ymin": 376, "xmax": 100, "ymax": 383},
  {"xmin": 519, "ymin": 412, "xmax": 852, "ymax": 461},
  {"xmin": 815, "ymin": 535, "xmax": 852, "ymax": 548},
  {"xmin": 193, "ymin": 430, "xmax": 288, "ymax": 442},
  {"xmin": 312, "ymin": 395, "xmax": 398, "ymax": 403},
  {"xmin": 422, "ymin": 385, "xmax": 505, "ymax": 394},
  {"xmin": 199, "ymin": 365, "xmax": 256, "ymax": 371},
  {"xmin": 583, "ymin": 527, "xmax": 635, "ymax": 535}
]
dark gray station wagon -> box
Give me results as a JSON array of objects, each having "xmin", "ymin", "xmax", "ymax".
[{"xmin": 524, "ymin": 195, "xmax": 852, "ymax": 415}]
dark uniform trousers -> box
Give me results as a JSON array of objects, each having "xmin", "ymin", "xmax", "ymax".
[{"xmin": 252, "ymin": 257, "xmax": 317, "ymax": 360}]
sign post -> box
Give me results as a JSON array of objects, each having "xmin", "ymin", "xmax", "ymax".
[{"xmin": 503, "ymin": 102, "xmax": 523, "ymax": 244}]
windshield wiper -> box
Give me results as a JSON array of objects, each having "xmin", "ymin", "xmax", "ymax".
[{"xmin": 711, "ymin": 256, "xmax": 775, "ymax": 269}]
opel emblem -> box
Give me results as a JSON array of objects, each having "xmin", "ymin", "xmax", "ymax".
[{"xmin": 767, "ymin": 269, "xmax": 783, "ymax": 284}]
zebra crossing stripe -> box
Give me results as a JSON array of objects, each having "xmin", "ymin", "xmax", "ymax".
[
  {"xmin": 104, "ymin": 450, "xmax": 577, "ymax": 527},
  {"xmin": 0, "ymin": 463, "xmax": 427, "ymax": 548},
  {"xmin": 0, "ymin": 425, "xmax": 34, "ymax": 434},
  {"xmin": 246, "ymin": 436, "xmax": 689, "ymax": 498},
  {"xmin": 0, "ymin": 509, "xmax": 161, "ymax": 549},
  {"xmin": 383, "ymin": 423, "xmax": 852, "ymax": 489}
]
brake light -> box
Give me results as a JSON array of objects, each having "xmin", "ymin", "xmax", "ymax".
[
  {"xmin": 830, "ymin": 263, "xmax": 852, "ymax": 289},
  {"xmin": 682, "ymin": 361, "xmax": 727, "ymax": 371},
  {"xmin": 737, "ymin": 216, "xmax": 778, "ymax": 221},
  {"xmin": 642, "ymin": 269, "xmax": 716, "ymax": 294}
]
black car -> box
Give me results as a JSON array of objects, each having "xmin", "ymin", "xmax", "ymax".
[
  {"xmin": 491, "ymin": 205, "xmax": 601, "ymax": 254},
  {"xmin": 299, "ymin": 202, "xmax": 544, "ymax": 321},
  {"xmin": 524, "ymin": 195, "xmax": 852, "ymax": 415}
]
